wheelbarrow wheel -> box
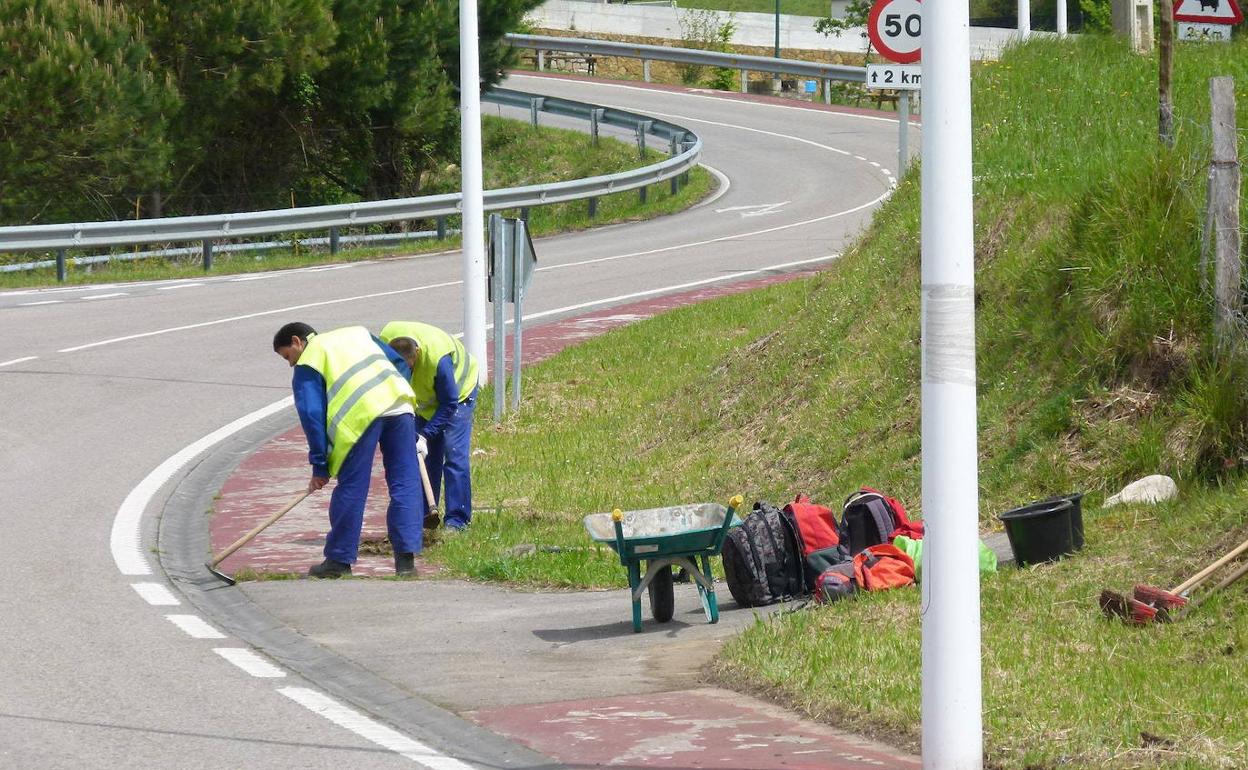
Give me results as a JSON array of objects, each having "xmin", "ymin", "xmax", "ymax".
[{"xmin": 648, "ymin": 564, "xmax": 675, "ymax": 623}]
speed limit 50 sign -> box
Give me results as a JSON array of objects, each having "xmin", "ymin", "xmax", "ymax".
[{"xmin": 868, "ymin": 0, "xmax": 922, "ymax": 64}]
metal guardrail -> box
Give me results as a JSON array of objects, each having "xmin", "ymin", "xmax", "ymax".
[
  {"xmin": 505, "ymin": 33, "xmax": 867, "ymax": 87},
  {"xmin": 0, "ymin": 87, "xmax": 700, "ymax": 260}
]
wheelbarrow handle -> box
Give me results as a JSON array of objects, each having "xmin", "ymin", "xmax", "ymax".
[
  {"xmin": 612, "ymin": 508, "xmax": 627, "ymax": 562},
  {"xmin": 714, "ymin": 494, "xmax": 743, "ymax": 547}
]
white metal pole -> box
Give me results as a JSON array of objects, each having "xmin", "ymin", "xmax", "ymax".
[
  {"xmin": 460, "ymin": 0, "xmax": 488, "ymax": 386},
  {"xmin": 1018, "ymin": 0, "xmax": 1031, "ymax": 37},
  {"xmin": 1056, "ymin": 0, "xmax": 1068, "ymax": 35},
  {"xmin": 920, "ymin": 0, "xmax": 982, "ymax": 765}
]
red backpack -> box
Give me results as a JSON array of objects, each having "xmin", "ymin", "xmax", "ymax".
[
  {"xmin": 853, "ymin": 543, "xmax": 917, "ymax": 591},
  {"xmin": 783, "ymin": 494, "xmax": 840, "ymax": 556}
]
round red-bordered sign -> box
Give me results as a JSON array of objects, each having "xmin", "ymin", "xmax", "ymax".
[{"xmin": 868, "ymin": 0, "xmax": 922, "ymax": 64}]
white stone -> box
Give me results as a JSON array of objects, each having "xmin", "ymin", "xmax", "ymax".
[{"xmin": 1104, "ymin": 474, "xmax": 1178, "ymax": 507}]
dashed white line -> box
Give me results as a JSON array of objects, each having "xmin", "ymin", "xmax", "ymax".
[
  {"xmin": 0, "ymin": 356, "xmax": 37, "ymax": 368},
  {"xmin": 110, "ymin": 397, "xmax": 293, "ymax": 575},
  {"xmin": 157, "ymin": 282, "xmax": 204, "ymax": 291},
  {"xmin": 131, "ymin": 582, "xmax": 180, "ymax": 606},
  {"xmin": 229, "ymin": 274, "xmax": 277, "ymax": 282},
  {"xmin": 19, "ymin": 300, "xmax": 62, "ymax": 306},
  {"xmin": 165, "ymin": 614, "xmax": 226, "ymax": 639},
  {"xmin": 279, "ymin": 687, "xmax": 475, "ymax": 769},
  {"xmin": 214, "ymin": 648, "xmax": 286, "ymax": 678},
  {"xmin": 80, "ymin": 292, "xmax": 128, "ymax": 300}
]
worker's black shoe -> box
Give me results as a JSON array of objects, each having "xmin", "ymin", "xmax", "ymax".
[
  {"xmin": 308, "ymin": 559, "xmax": 351, "ymax": 579},
  {"xmin": 394, "ymin": 552, "xmax": 415, "ymax": 576}
]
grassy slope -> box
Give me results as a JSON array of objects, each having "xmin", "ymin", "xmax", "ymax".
[
  {"xmin": 445, "ymin": 36, "xmax": 1248, "ymax": 767},
  {"xmin": 0, "ymin": 116, "xmax": 711, "ymax": 287}
]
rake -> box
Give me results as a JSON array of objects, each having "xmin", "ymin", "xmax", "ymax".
[{"xmin": 206, "ymin": 490, "xmax": 311, "ymax": 585}]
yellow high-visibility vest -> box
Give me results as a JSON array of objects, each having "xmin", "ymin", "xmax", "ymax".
[
  {"xmin": 379, "ymin": 321, "xmax": 478, "ymax": 420},
  {"xmin": 298, "ymin": 326, "xmax": 414, "ymax": 476}
]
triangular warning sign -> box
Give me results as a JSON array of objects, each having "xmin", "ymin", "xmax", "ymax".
[{"xmin": 1174, "ymin": 0, "xmax": 1243, "ymax": 23}]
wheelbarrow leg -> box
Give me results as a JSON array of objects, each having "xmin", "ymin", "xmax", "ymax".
[
  {"xmin": 698, "ymin": 554, "xmax": 719, "ymax": 624},
  {"xmin": 627, "ymin": 561, "xmax": 643, "ymax": 633}
]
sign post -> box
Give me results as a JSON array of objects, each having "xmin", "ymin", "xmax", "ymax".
[
  {"xmin": 867, "ymin": 0, "xmax": 922, "ymax": 175},
  {"xmin": 1174, "ymin": 0, "xmax": 1243, "ymax": 40}
]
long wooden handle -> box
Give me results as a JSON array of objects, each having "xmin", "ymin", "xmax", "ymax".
[
  {"xmin": 210, "ymin": 490, "xmax": 311, "ymax": 567},
  {"xmin": 1183, "ymin": 559, "xmax": 1248, "ymax": 614},
  {"xmin": 417, "ymin": 456, "xmax": 437, "ymax": 510},
  {"xmin": 1174, "ymin": 536, "xmax": 1248, "ymax": 595}
]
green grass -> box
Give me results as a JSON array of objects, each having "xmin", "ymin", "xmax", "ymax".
[
  {"xmin": 0, "ymin": 116, "xmax": 712, "ymax": 288},
  {"xmin": 424, "ymin": 35, "xmax": 1248, "ymax": 766}
]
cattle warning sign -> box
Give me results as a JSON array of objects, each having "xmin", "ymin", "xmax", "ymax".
[{"xmin": 1174, "ymin": 0, "xmax": 1243, "ymax": 24}]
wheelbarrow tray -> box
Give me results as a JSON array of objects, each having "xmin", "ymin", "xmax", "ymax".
[
  {"xmin": 583, "ymin": 503, "xmax": 738, "ymax": 561},
  {"xmin": 584, "ymin": 501, "xmax": 742, "ymax": 632}
]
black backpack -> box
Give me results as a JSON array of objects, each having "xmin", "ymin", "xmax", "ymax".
[
  {"xmin": 839, "ymin": 488, "xmax": 904, "ymax": 556},
  {"xmin": 722, "ymin": 501, "xmax": 807, "ymax": 606}
]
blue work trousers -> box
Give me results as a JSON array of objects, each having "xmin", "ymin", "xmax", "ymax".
[
  {"xmin": 325, "ymin": 413, "xmax": 425, "ymax": 563},
  {"xmin": 417, "ymin": 395, "xmax": 475, "ymax": 529}
]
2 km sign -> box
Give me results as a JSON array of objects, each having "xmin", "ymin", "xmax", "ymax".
[{"xmin": 868, "ymin": 0, "xmax": 922, "ymax": 64}]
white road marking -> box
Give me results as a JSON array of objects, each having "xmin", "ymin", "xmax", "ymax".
[
  {"xmin": 80, "ymin": 292, "xmax": 128, "ymax": 300},
  {"xmin": 131, "ymin": 582, "xmax": 180, "ymax": 606},
  {"xmin": 110, "ymin": 397, "xmax": 293, "ymax": 575},
  {"xmin": 688, "ymin": 163, "xmax": 731, "ymax": 210},
  {"xmin": 0, "ymin": 356, "xmax": 37, "ymax": 368},
  {"xmin": 165, "ymin": 614, "xmax": 227, "ymax": 639},
  {"xmin": 536, "ymin": 191, "xmax": 887, "ymax": 276},
  {"xmin": 62, "ymin": 281, "xmax": 461, "ymax": 353},
  {"xmin": 156, "ymin": 282, "xmax": 204, "ymax": 291},
  {"xmin": 214, "ymin": 648, "xmax": 286, "ymax": 678},
  {"xmin": 714, "ymin": 201, "xmax": 790, "ymax": 217},
  {"xmin": 523, "ymin": 254, "xmax": 840, "ymax": 325},
  {"xmin": 229, "ymin": 275, "xmax": 278, "ymax": 282},
  {"xmin": 279, "ymin": 687, "xmax": 475, "ymax": 769},
  {"xmin": 20, "ymin": 300, "xmax": 62, "ymax": 306},
  {"xmin": 508, "ymin": 72, "xmax": 910, "ymax": 126}
]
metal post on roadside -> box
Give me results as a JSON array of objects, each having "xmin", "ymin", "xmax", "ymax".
[
  {"xmin": 899, "ymin": 91, "xmax": 910, "ymax": 175},
  {"xmin": 670, "ymin": 136, "xmax": 681, "ymax": 194},
  {"xmin": 56, "ymin": 249, "xmax": 66, "ymax": 283},
  {"xmin": 920, "ymin": 0, "xmax": 983, "ymax": 765},
  {"xmin": 329, "ymin": 226, "xmax": 340, "ymax": 255},
  {"xmin": 202, "ymin": 240, "xmax": 214, "ymax": 271},
  {"xmin": 511, "ymin": 221, "xmax": 525, "ymax": 411},
  {"xmin": 590, "ymin": 108, "xmax": 603, "ymax": 147},
  {"xmin": 643, "ymin": 59, "xmax": 651, "ymax": 82},
  {"xmin": 460, "ymin": 0, "xmax": 489, "ymax": 388},
  {"xmin": 1056, "ymin": 0, "xmax": 1068, "ymax": 35},
  {"xmin": 489, "ymin": 214, "xmax": 507, "ymax": 422}
]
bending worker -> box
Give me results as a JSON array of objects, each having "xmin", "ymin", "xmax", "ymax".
[
  {"xmin": 379, "ymin": 321, "xmax": 479, "ymax": 531},
  {"xmin": 273, "ymin": 322, "xmax": 425, "ymax": 577}
]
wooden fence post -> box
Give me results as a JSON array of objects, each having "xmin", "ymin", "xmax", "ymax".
[{"xmin": 1210, "ymin": 76, "xmax": 1241, "ymax": 346}]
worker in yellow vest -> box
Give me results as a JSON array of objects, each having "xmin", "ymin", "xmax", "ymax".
[
  {"xmin": 273, "ymin": 322, "xmax": 426, "ymax": 577},
  {"xmin": 378, "ymin": 321, "xmax": 479, "ymax": 530}
]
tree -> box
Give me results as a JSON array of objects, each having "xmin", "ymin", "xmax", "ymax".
[{"xmin": 0, "ymin": 0, "xmax": 177, "ymax": 224}]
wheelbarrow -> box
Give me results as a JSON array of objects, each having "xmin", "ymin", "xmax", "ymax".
[{"xmin": 583, "ymin": 495, "xmax": 743, "ymax": 633}]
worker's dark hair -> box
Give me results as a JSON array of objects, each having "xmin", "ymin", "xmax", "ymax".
[
  {"xmin": 273, "ymin": 322, "xmax": 316, "ymax": 351},
  {"xmin": 387, "ymin": 336, "xmax": 420, "ymax": 360}
]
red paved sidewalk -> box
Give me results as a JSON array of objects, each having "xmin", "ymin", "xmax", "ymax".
[
  {"xmin": 468, "ymin": 688, "xmax": 920, "ymax": 770},
  {"xmin": 209, "ymin": 268, "xmax": 822, "ymax": 578}
]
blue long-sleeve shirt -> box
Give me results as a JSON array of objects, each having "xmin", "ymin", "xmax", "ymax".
[
  {"xmin": 293, "ymin": 335, "xmax": 410, "ymax": 478},
  {"xmin": 420, "ymin": 353, "xmax": 471, "ymax": 441}
]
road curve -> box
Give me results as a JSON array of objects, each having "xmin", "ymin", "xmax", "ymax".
[{"xmin": 0, "ymin": 74, "xmax": 912, "ymax": 768}]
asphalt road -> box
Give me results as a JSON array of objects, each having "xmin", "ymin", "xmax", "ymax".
[{"xmin": 0, "ymin": 74, "xmax": 911, "ymax": 768}]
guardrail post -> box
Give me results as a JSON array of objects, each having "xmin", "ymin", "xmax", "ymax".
[
  {"xmin": 202, "ymin": 240, "xmax": 214, "ymax": 271},
  {"xmin": 643, "ymin": 60, "xmax": 651, "ymax": 83},
  {"xmin": 329, "ymin": 226, "xmax": 340, "ymax": 255},
  {"xmin": 681, "ymin": 136, "xmax": 693, "ymax": 185},
  {"xmin": 537, "ymin": 50, "xmax": 546, "ymax": 71},
  {"xmin": 56, "ymin": 249, "xmax": 67, "ymax": 282},
  {"xmin": 529, "ymin": 97, "xmax": 545, "ymax": 128},
  {"xmin": 669, "ymin": 136, "xmax": 681, "ymax": 194},
  {"xmin": 590, "ymin": 108, "xmax": 604, "ymax": 147},
  {"xmin": 636, "ymin": 121, "xmax": 652, "ymax": 159},
  {"xmin": 520, "ymin": 207, "xmax": 530, "ymax": 223},
  {"xmin": 588, "ymin": 197, "xmax": 598, "ymax": 218},
  {"xmin": 740, "ymin": 70, "xmax": 748, "ymax": 93},
  {"xmin": 824, "ymin": 78, "xmax": 832, "ymax": 105},
  {"xmin": 437, "ymin": 216, "xmax": 447, "ymax": 240},
  {"xmin": 639, "ymin": 185, "xmax": 648, "ymax": 205}
]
